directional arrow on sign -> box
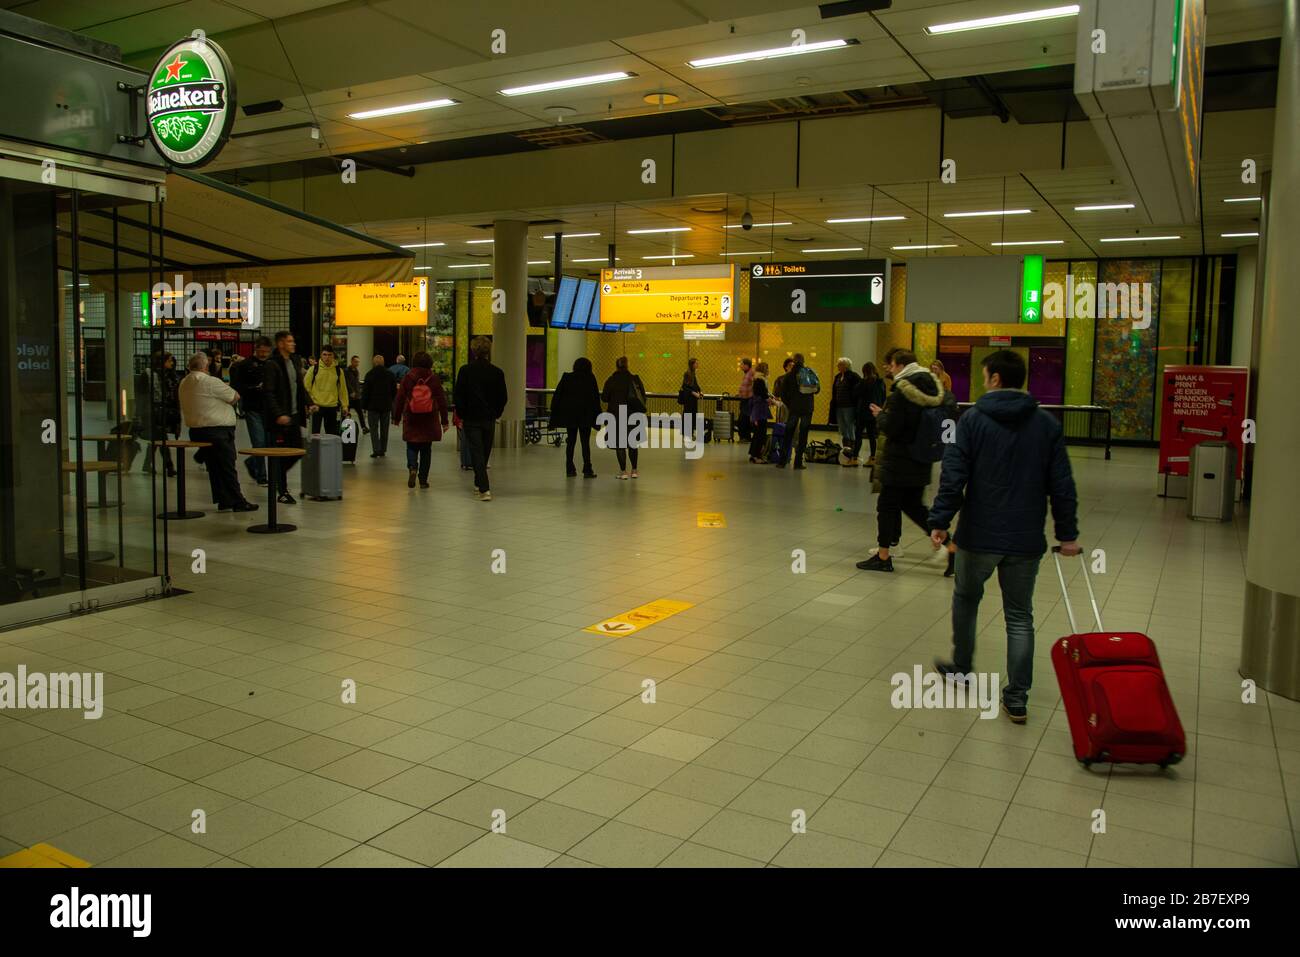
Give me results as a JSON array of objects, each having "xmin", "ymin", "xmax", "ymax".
[
  {"xmin": 1024, "ymin": 307, "xmax": 1038, "ymax": 321},
  {"xmin": 599, "ymin": 622, "xmax": 633, "ymax": 634}
]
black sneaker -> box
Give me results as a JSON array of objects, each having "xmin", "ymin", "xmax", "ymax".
[
  {"xmin": 369, "ymin": 452, "xmax": 378, "ymax": 459},
  {"xmin": 277, "ymin": 492, "xmax": 296, "ymax": 505},
  {"xmin": 566, "ymin": 468, "xmax": 578, "ymax": 478},
  {"xmin": 583, "ymin": 470, "xmax": 597, "ymax": 479},
  {"xmin": 793, "ymin": 464, "xmax": 807, "ymax": 470},
  {"xmin": 934, "ymin": 659, "xmax": 972, "ymax": 684},
  {"xmin": 1002, "ymin": 701, "xmax": 1028, "ymax": 724},
  {"xmin": 217, "ymin": 504, "xmax": 233, "ymax": 512},
  {"xmin": 419, "ymin": 481, "xmax": 430, "ymax": 489},
  {"xmin": 944, "ymin": 552, "xmax": 956, "ymax": 577},
  {"xmin": 855, "ymin": 554, "xmax": 894, "ymax": 573},
  {"xmin": 232, "ymin": 501, "xmax": 259, "ymax": 512}
]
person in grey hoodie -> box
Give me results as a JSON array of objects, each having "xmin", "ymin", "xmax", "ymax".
[{"xmin": 928, "ymin": 349, "xmax": 1080, "ymax": 724}]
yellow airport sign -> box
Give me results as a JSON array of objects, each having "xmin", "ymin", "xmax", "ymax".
[
  {"xmin": 697, "ymin": 512, "xmax": 726, "ymax": 527},
  {"xmin": 586, "ymin": 598, "xmax": 694, "ymax": 637},
  {"xmin": 600, "ymin": 265, "xmax": 734, "ymax": 324}
]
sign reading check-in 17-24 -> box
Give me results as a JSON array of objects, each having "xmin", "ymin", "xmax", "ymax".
[{"xmin": 145, "ymin": 36, "xmax": 236, "ymax": 168}]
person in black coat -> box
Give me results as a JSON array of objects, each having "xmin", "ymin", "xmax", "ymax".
[
  {"xmin": 929, "ymin": 349, "xmax": 1080, "ymax": 723},
  {"xmin": 777, "ymin": 353, "xmax": 817, "ymax": 469},
  {"xmin": 857, "ymin": 348, "xmax": 954, "ymax": 573},
  {"xmin": 550, "ymin": 356, "xmax": 602, "ymax": 478},
  {"xmin": 828, "ymin": 358, "xmax": 863, "ymax": 465},
  {"xmin": 601, "ymin": 356, "xmax": 647, "ymax": 479},
  {"xmin": 453, "ymin": 336, "xmax": 508, "ymax": 500},
  {"xmin": 260, "ymin": 330, "xmax": 313, "ymax": 504},
  {"xmin": 854, "ymin": 362, "xmax": 887, "ymax": 464},
  {"xmin": 679, "ymin": 358, "xmax": 703, "ymax": 433},
  {"xmin": 361, "ymin": 355, "xmax": 398, "ymax": 458}
]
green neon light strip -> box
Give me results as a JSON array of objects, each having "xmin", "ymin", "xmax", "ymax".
[{"xmin": 1020, "ymin": 255, "xmax": 1044, "ymax": 323}]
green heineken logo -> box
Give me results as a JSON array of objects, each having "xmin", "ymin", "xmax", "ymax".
[{"xmin": 145, "ymin": 36, "xmax": 236, "ymax": 168}]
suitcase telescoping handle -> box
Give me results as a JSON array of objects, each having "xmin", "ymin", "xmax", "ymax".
[{"xmin": 1051, "ymin": 546, "xmax": 1103, "ymax": 634}]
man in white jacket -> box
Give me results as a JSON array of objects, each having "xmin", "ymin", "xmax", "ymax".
[{"xmin": 178, "ymin": 353, "xmax": 258, "ymax": 513}]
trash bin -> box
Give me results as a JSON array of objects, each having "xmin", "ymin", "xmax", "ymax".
[{"xmin": 1188, "ymin": 441, "xmax": 1236, "ymax": 521}]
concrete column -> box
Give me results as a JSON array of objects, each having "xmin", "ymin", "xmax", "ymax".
[
  {"xmin": 1230, "ymin": 246, "xmax": 1257, "ymax": 367},
  {"xmin": 838, "ymin": 322, "xmax": 878, "ymax": 376},
  {"xmin": 1240, "ymin": 0, "xmax": 1300, "ymax": 700},
  {"xmin": 556, "ymin": 328, "xmax": 585, "ymax": 379},
  {"xmin": 493, "ymin": 220, "xmax": 528, "ymax": 447}
]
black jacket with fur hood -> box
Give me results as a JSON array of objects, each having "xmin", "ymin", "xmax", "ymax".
[{"xmin": 876, "ymin": 364, "xmax": 951, "ymax": 487}]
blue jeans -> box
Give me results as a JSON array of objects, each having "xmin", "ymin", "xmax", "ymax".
[
  {"xmin": 836, "ymin": 407, "xmax": 856, "ymax": 449},
  {"xmin": 243, "ymin": 411, "xmax": 267, "ymax": 482},
  {"xmin": 951, "ymin": 549, "xmax": 1041, "ymax": 708},
  {"xmin": 406, "ymin": 442, "xmax": 431, "ymax": 483}
]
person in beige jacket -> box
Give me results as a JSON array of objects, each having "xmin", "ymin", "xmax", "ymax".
[{"xmin": 178, "ymin": 353, "xmax": 258, "ymax": 512}]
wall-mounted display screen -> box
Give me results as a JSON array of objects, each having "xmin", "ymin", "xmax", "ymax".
[
  {"xmin": 572, "ymin": 278, "xmax": 597, "ymax": 330},
  {"xmin": 334, "ymin": 279, "xmax": 428, "ymax": 326},
  {"xmin": 748, "ymin": 259, "xmax": 888, "ymax": 323},
  {"xmin": 549, "ymin": 275, "xmax": 579, "ymax": 328}
]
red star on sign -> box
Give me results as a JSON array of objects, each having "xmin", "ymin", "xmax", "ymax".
[{"xmin": 163, "ymin": 54, "xmax": 185, "ymax": 81}]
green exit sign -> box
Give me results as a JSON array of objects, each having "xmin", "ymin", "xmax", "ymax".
[{"xmin": 1020, "ymin": 255, "xmax": 1044, "ymax": 323}]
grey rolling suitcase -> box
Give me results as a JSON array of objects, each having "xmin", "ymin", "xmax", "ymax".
[
  {"xmin": 711, "ymin": 410, "xmax": 732, "ymax": 442},
  {"xmin": 302, "ymin": 433, "xmax": 343, "ymax": 500}
]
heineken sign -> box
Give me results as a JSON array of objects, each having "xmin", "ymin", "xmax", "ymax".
[{"xmin": 145, "ymin": 35, "xmax": 236, "ymax": 168}]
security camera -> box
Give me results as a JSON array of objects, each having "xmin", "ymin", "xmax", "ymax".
[{"xmin": 741, "ymin": 210, "xmax": 754, "ymax": 231}]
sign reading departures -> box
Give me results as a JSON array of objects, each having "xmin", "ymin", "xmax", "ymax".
[
  {"xmin": 600, "ymin": 264, "xmax": 735, "ymax": 324},
  {"xmin": 146, "ymin": 35, "xmax": 237, "ymax": 168},
  {"xmin": 748, "ymin": 259, "xmax": 890, "ymax": 323}
]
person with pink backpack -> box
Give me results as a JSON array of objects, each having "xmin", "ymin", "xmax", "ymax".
[{"xmin": 392, "ymin": 351, "xmax": 449, "ymax": 489}]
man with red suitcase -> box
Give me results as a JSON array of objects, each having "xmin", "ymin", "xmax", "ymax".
[{"xmin": 927, "ymin": 350, "xmax": 1080, "ymax": 724}]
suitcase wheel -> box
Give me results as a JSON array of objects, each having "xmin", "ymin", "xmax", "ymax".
[{"xmin": 1080, "ymin": 758, "xmax": 1093, "ymax": 769}]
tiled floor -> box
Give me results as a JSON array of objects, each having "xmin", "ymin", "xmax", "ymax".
[{"xmin": 2, "ymin": 435, "xmax": 1298, "ymax": 867}]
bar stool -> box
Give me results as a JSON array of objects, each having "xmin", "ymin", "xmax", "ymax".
[
  {"xmin": 60, "ymin": 461, "xmax": 119, "ymax": 563},
  {"xmin": 153, "ymin": 440, "xmax": 211, "ymax": 520},
  {"xmin": 79, "ymin": 435, "xmax": 129, "ymax": 508},
  {"xmin": 239, "ymin": 447, "xmax": 306, "ymax": 534}
]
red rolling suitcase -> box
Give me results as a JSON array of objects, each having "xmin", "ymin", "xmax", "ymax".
[{"xmin": 1050, "ymin": 548, "xmax": 1186, "ymax": 769}]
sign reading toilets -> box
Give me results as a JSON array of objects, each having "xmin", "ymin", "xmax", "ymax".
[
  {"xmin": 748, "ymin": 259, "xmax": 889, "ymax": 322},
  {"xmin": 145, "ymin": 36, "xmax": 237, "ymax": 168}
]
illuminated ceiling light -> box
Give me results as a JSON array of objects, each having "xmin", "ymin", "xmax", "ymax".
[
  {"xmin": 943, "ymin": 208, "xmax": 1032, "ymax": 218},
  {"xmin": 723, "ymin": 222, "xmax": 792, "ymax": 229},
  {"xmin": 892, "ymin": 243, "xmax": 958, "ymax": 250},
  {"xmin": 413, "ymin": 266, "xmax": 432, "ymax": 271},
  {"xmin": 348, "ymin": 98, "xmax": 458, "ymax": 119},
  {"xmin": 688, "ymin": 38, "xmax": 854, "ymax": 69},
  {"xmin": 400, "ymin": 242, "xmax": 445, "ymax": 248},
  {"xmin": 1223, "ymin": 196, "xmax": 1261, "ymax": 203},
  {"xmin": 627, "ymin": 226, "xmax": 691, "ymax": 235},
  {"xmin": 542, "ymin": 232, "xmax": 600, "ymax": 239},
  {"xmin": 500, "ymin": 71, "xmax": 634, "ymax": 97},
  {"xmin": 466, "ymin": 239, "xmax": 494, "ymax": 245},
  {"xmin": 802, "ymin": 246, "xmax": 863, "ymax": 253},
  {"xmin": 448, "ymin": 263, "xmax": 489, "ymax": 268},
  {"xmin": 1098, "ymin": 235, "xmax": 1180, "ymax": 243},
  {"xmin": 643, "ymin": 254, "xmax": 695, "ymax": 259},
  {"xmin": 574, "ymin": 257, "xmax": 619, "ymax": 262},
  {"xmin": 991, "ymin": 240, "xmax": 1064, "ymax": 246},
  {"xmin": 825, "ymin": 215, "xmax": 905, "ymax": 223},
  {"xmin": 1074, "ymin": 203, "xmax": 1134, "ymax": 211},
  {"xmin": 1221, "ymin": 232, "xmax": 1259, "ymax": 238},
  {"xmin": 527, "ymin": 261, "xmax": 550, "ymax": 265},
  {"xmin": 925, "ymin": 5, "xmax": 1080, "ymax": 36},
  {"xmin": 722, "ymin": 250, "xmax": 773, "ymax": 255}
]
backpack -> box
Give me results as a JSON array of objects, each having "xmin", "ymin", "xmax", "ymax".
[
  {"xmin": 409, "ymin": 374, "xmax": 435, "ymax": 414},
  {"xmin": 805, "ymin": 439, "xmax": 842, "ymax": 464},
  {"xmin": 797, "ymin": 366, "xmax": 820, "ymax": 394},
  {"xmin": 907, "ymin": 399, "xmax": 955, "ymax": 463}
]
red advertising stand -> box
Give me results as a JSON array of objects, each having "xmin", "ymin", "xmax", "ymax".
[{"xmin": 1158, "ymin": 365, "xmax": 1248, "ymax": 497}]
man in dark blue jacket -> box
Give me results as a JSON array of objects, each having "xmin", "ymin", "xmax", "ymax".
[{"xmin": 928, "ymin": 350, "xmax": 1080, "ymax": 724}]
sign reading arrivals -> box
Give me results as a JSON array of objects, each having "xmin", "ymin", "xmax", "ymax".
[
  {"xmin": 334, "ymin": 280, "xmax": 429, "ymax": 326},
  {"xmin": 600, "ymin": 265, "xmax": 735, "ymax": 324},
  {"xmin": 146, "ymin": 35, "xmax": 237, "ymax": 168},
  {"xmin": 748, "ymin": 259, "xmax": 889, "ymax": 322}
]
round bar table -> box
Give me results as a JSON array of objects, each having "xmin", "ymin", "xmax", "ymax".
[
  {"xmin": 60, "ymin": 461, "xmax": 119, "ymax": 562},
  {"xmin": 239, "ymin": 447, "xmax": 306, "ymax": 534},
  {"xmin": 153, "ymin": 440, "xmax": 211, "ymax": 520},
  {"xmin": 79, "ymin": 435, "xmax": 130, "ymax": 508}
]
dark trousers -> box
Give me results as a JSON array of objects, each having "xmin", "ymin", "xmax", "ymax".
[
  {"xmin": 786, "ymin": 411, "xmax": 811, "ymax": 466},
  {"xmin": 269, "ymin": 421, "xmax": 304, "ymax": 495},
  {"xmin": 353, "ymin": 407, "xmax": 367, "ymax": 432},
  {"xmin": 615, "ymin": 446, "xmax": 639, "ymax": 471},
  {"xmin": 747, "ymin": 419, "xmax": 768, "ymax": 459},
  {"xmin": 368, "ymin": 413, "xmax": 390, "ymax": 455},
  {"xmin": 464, "ymin": 420, "xmax": 494, "ymax": 492},
  {"xmin": 877, "ymin": 484, "xmax": 930, "ymax": 550},
  {"xmin": 566, "ymin": 427, "xmax": 592, "ymax": 472},
  {"xmin": 406, "ymin": 442, "xmax": 431, "ymax": 482},
  {"xmin": 189, "ymin": 425, "xmax": 243, "ymax": 509},
  {"xmin": 737, "ymin": 398, "xmax": 752, "ymax": 441},
  {"xmin": 311, "ymin": 406, "xmax": 340, "ymax": 435},
  {"xmin": 854, "ymin": 414, "xmax": 878, "ymax": 460},
  {"xmin": 952, "ymin": 550, "xmax": 1040, "ymax": 708}
]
